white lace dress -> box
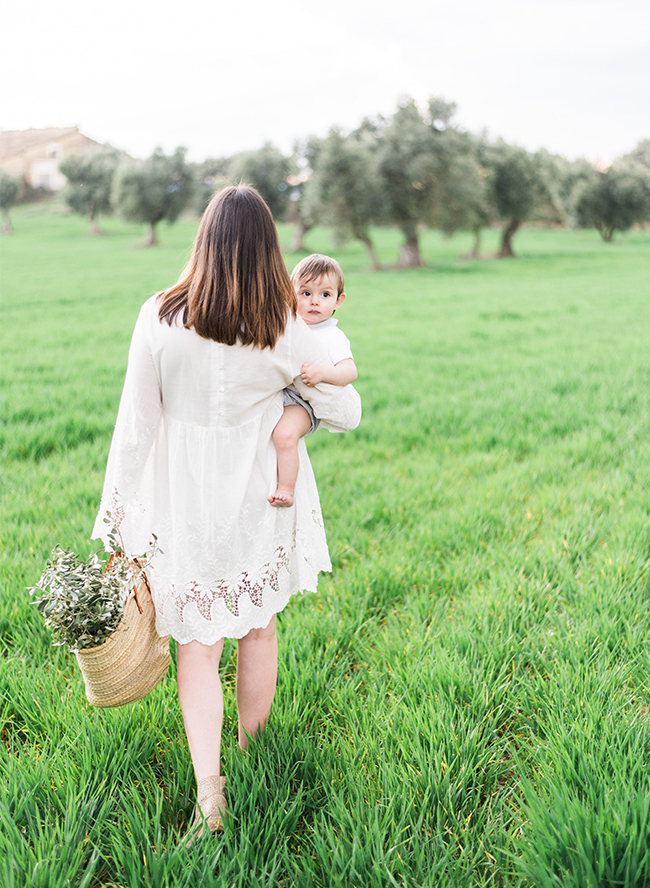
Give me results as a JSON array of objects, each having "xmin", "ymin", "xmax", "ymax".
[{"xmin": 92, "ymin": 296, "xmax": 362, "ymax": 643}]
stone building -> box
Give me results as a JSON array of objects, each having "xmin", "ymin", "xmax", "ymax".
[{"xmin": 0, "ymin": 127, "xmax": 105, "ymax": 190}]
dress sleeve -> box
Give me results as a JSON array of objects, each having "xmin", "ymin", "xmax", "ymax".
[
  {"xmin": 289, "ymin": 317, "xmax": 362, "ymax": 434},
  {"xmin": 92, "ymin": 300, "xmax": 162, "ymax": 552}
]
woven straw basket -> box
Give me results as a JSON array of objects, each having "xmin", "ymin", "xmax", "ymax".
[{"xmin": 75, "ymin": 569, "xmax": 170, "ymax": 707}]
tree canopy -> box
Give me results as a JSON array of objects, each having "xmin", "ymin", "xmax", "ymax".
[
  {"xmin": 576, "ymin": 162, "xmax": 650, "ymax": 242},
  {"xmin": 377, "ymin": 98, "xmax": 478, "ymax": 266},
  {"xmin": 229, "ymin": 143, "xmax": 290, "ymax": 221},
  {"xmin": 113, "ymin": 148, "xmax": 194, "ymax": 245},
  {"xmin": 621, "ymin": 139, "xmax": 650, "ymax": 172},
  {"xmin": 483, "ymin": 144, "xmax": 546, "ymax": 257},
  {"xmin": 59, "ymin": 150, "xmax": 120, "ymax": 235},
  {"xmin": 378, "ymin": 99, "xmax": 441, "ymax": 267},
  {"xmin": 303, "ymin": 128, "xmax": 384, "ymax": 269},
  {"xmin": 5, "ymin": 95, "xmax": 647, "ymax": 260},
  {"xmin": 192, "ymin": 157, "xmax": 230, "ymax": 214},
  {"xmin": 432, "ymin": 136, "xmax": 491, "ymax": 258},
  {"xmin": 285, "ymin": 137, "xmax": 323, "ymax": 252}
]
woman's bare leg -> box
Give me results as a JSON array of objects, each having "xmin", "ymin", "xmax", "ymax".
[
  {"xmin": 236, "ymin": 615, "xmax": 278, "ymax": 750},
  {"xmin": 269, "ymin": 405, "xmax": 312, "ymax": 507},
  {"xmin": 177, "ymin": 638, "xmax": 225, "ymax": 781}
]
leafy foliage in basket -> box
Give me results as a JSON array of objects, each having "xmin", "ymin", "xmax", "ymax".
[{"xmin": 29, "ymin": 516, "xmax": 159, "ymax": 653}]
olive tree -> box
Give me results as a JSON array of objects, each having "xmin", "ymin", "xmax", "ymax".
[
  {"xmin": 549, "ymin": 156, "xmax": 598, "ymax": 227},
  {"xmin": 287, "ymin": 136, "xmax": 323, "ymax": 252},
  {"xmin": 59, "ymin": 150, "xmax": 120, "ymax": 235},
  {"xmin": 378, "ymin": 97, "xmax": 470, "ymax": 267},
  {"xmin": 378, "ymin": 99, "xmax": 434, "ymax": 267},
  {"xmin": 483, "ymin": 143, "xmax": 546, "ymax": 257},
  {"xmin": 229, "ymin": 142, "xmax": 290, "ymax": 221},
  {"xmin": 302, "ymin": 128, "xmax": 384, "ymax": 269},
  {"xmin": 113, "ymin": 147, "xmax": 194, "ymax": 245},
  {"xmin": 191, "ymin": 156, "xmax": 231, "ymax": 214},
  {"xmin": 621, "ymin": 139, "xmax": 650, "ymax": 172},
  {"xmin": 0, "ymin": 170, "xmax": 20, "ymax": 234},
  {"xmin": 434, "ymin": 138, "xmax": 492, "ymax": 258},
  {"xmin": 576, "ymin": 162, "xmax": 650, "ymax": 241}
]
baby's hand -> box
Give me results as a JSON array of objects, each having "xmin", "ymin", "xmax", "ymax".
[{"xmin": 300, "ymin": 362, "xmax": 325, "ymax": 386}]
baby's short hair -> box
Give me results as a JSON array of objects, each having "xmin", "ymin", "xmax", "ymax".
[{"xmin": 291, "ymin": 254, "xmax": 345, "ymax": 297}]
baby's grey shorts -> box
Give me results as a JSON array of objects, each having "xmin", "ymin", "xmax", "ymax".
[{"xmin": 282, "ymin": 386, "xmax": 320, "ymax": 436}]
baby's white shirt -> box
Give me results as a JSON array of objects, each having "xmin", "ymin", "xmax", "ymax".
[{"xmin": 307, "ymin": 318, "xmax": 353, "ymax": 365}]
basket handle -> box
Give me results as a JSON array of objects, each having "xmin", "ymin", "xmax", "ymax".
[
  {"xmin": 105, "ymin": 552, "xmax": 148, "ymax": 615},
  {"xmin": 131, "ymin": 560, "xmax": 151, "ymax": 615}
]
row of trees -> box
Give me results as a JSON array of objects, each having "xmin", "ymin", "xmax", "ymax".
[
  {"xmin": 0, "ymin": 147, "xmax": 193, "ymax": 245},
  {"xmin": 250, "ymin": 100, "xmax": 650, "ymax": 264},
  {"xmin": 2, "ymin": 98, "xmax": 649, "ymax": 263},
  {"xmin": 61, "ymin": 147, "xmax": 192, "ymax": 246}
]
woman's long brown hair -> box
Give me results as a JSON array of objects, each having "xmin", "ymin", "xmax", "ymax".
[{"xmin": 157, "ymin": 185, "xmax": 296, "ymax": 348}]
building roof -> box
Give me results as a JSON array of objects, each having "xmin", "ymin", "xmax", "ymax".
[{"xmin": 0, "ymin": 127, "xmax": 83, "ymax": 160}]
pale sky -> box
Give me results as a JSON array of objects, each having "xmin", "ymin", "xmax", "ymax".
[{"xmin": 2, "ymin": 0, "xmax": 648, "ymax": 164}]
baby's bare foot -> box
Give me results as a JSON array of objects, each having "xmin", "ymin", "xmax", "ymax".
[{"xmin": 268, "ymin": 486, "xmax": 295, "ymax": 508}]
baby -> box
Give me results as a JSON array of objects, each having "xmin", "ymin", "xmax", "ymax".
[{"xmin": 268, "ymin": 254, "xmax": 357, "ymax": 507}]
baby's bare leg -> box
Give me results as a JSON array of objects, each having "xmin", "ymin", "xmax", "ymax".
[{"xmin": 269, "ymin": 405, "xmax": 312, "ymax": 507}]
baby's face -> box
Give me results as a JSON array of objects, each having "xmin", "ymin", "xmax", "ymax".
[{"xmin": 295, "ymin": 273, "xmax": 345, "ymax": 326}]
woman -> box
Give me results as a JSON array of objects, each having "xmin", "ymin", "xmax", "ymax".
[{"xmin": 92, "ymin": 185, "xmax": 361, "ymax": 838}]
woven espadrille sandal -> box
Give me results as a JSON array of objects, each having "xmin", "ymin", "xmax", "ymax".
[{"xmin": 187, "ymin": 775, "xmax": 227, "ymax": 843}]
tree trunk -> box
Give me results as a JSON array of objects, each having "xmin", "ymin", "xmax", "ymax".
[
  {"xmin": 144, "ymin": 221, "xmax": 158, "ymax": 246},
  {"xmin": 362, "ymin": 235, "xmax": 381, "ymax": 271},
  {"xmin": 499, "ymin": 220, "xmax": 520, "ymax": 257},
  {"xmin": 291, "ymin": 221, "xmax": 312, "ymax": 252},
  {"xmin": 398, "ymin": 231, "xmax": 425, "ymax": 268},
  {"xmin": 88, "ymin": 209, "xmax": 99, "ymax": 237},
  {"xmin": 470, "ymin": 228, "xmax": 481, "ymax": 259},
  {"xmin": 1, "ymin": 209, "xmax": 12, "ymax": 234}
]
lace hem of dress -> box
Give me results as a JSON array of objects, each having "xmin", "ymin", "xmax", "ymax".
[
  {"xmin": 154, "ymin": 539, "xmax": 329, "ymax": 643},
  {"xmin": 170, "ymin": 543, "xmax": 292, "ymax": 622}
]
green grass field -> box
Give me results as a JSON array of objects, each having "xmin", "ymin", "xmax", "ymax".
[{"xmin": 2, "ymin": 205, "xmax": 650, "ymax": 887}]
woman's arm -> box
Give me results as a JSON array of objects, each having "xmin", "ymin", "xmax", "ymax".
[{"xmin": 92, "ymin": 299, "xmax": 163, "ymax": 549}]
